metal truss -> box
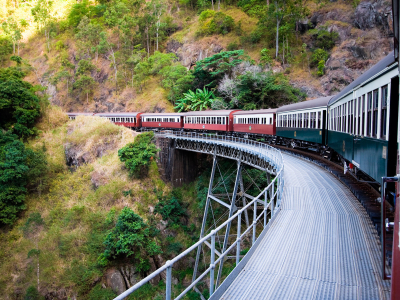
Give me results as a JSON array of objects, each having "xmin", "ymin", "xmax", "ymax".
[{"xmin": 174, "ymin": 138, "xmax": 277, "ymax": 175}]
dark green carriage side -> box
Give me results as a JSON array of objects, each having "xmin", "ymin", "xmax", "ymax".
[
  {"xmin": 276, "ymin": 128, "xmax": 325, "ymax": 144},
  {"xmin": 327, "ymin": 131, "xmax": 388, "ymax": 183}
]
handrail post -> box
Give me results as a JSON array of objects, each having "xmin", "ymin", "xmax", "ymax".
[
  {"xmin": 210, "ymin": 231, "xmax": 216, "ymax": 295},
  {"xmin": 252, "ymin": 201, "xmax": 257, "ymax": 245},
  {"xmin": 236, "ymin": 211, "xmax": 242, "ymax": 265},
  {"xmin": 166, "ymin": 260, "xmax": 172, "ymax": 300},
  {"xmin": 271, "ymin": 182, "xmax": 275, "ymax": 217},
  {"xmin": 264, "ymin": 189, "xmax": 267, "ymax": 228}
]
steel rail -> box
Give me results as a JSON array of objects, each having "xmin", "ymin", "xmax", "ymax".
[{"xmin": 113, "ymin": 131, "xmax": 284, "ymax": 300}]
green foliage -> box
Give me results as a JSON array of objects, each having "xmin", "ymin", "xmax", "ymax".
[
  {"xmin": 99, "ymin": 207, "xmax": 161, "ymax": 271},
  {"xmin": 0, "ymin": 65, "xmax": 41, "ymax": 138},
  {"xmin": 310, "ymin": 48, "xmax": 329, "ymax": 67},
  {"xmin": 227, "ymin": 42, "xmax": 239, "ymax": 51},
  {"xmin": 73, "ymin": 74, "xmax": 97, "ymax": 103},
  {"xmin": 118, "ymin": 132, "xmax": 159, "ymax": 178},
  {"xmin": 174, "ymin": 88, "xmax": 216, "ymax": 112},
  {"xmin": 218, "ymin": 69, "xmax": 306, "ymax": 109},
  {"xmin": 0, "ymin": 35, "xmax": 12, "ymax": 63},
  {"xmin": 24, "ymin": 286, "xmax": 43, "ymax": 300},
  {"xmin": 260, "ymin": 48, "xmax": 273, "ymax": 66},
  {"xmin": 154, "ymin": 191, "xmax": 187, "ymax": 225},
  {"xmin": 308, "ymin": 28, "xmax": 339, "ymax": 50},
  {"xmin": 197, "ymin": 11, "xmax": 235, "ymax": 36},
  {"xmin": 31, "ymin": 0, "xmax": 53, "ymax": 29},
  {"xmin": 67, "ymin": 0, "xmax": 90, "ymax": 29},
  {"xmin": 76, "ymin": 59, "xmax": 96, "ymax": 76},
  {"xmin": 87, "ymin": 284, "xmax": 116, "ymax": 300},
  {"xmin": 159, "ymin": 64, "xmax": 194, "ymax": 104},
  {"xmin": 22, "ymin": 212, "xmax": 44, "ymax": 236},
  {"xmin": 0, "ymin": 132, "xmax": 29, "ymax": 225},
  {"xmin": 192, "ymin": 50, "xmax": 244, "ymax": 89},
  {"xmin": 317, "ymin": 60, "xmax": 325, "ymax": 76}
]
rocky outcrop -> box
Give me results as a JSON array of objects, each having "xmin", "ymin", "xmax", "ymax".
[
  {"xmin": 353, "ymin": 0, "xmax": 392, "ymax": 34},
  {"xmin": 166, "ymin": 37, "xmax": 224, "ymax": 69},
  {"xmin": 105, "ymin": 268, "xmax": 126, "ymax": 294}
]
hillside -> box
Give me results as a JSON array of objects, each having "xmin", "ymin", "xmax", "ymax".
[{"xmin": 0, "ymin": 0, "xmax": 394, "ymax": 113}]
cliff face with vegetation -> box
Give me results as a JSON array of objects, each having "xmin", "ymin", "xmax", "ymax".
[
  {"xmin": 0, "ymin": 0, "xmax": 394, "ymax": 113},
  {"xmin": 0, "ymin": 0, "xmax": 395, "ymax": 298}
]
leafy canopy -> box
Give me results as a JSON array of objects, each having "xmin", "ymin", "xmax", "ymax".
[
  {"xmin": 174, "ymin": 88, "xmax": 216, "ymax": 112},
  {"xmin": 118, "ymin": 132, "xmax": 159, "ymax": 178},
  {"xmin": 98, "ymin": 207, "xmax": 161, "ymax": 272}
]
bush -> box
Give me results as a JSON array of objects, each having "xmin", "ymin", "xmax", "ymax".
[
  {"xmin": 309, "ymin": 28, "xmax": 339, "ymax": 50},
  {"xmin": 98, "ymin": 207, "xmax": 161, "ymax": 271},
  {"xmin": 118, "ymin": 132, "xmax": 159, "ymax": 178},
  {"xmin": 24, "ymin": 286, "xmax": 43, "ymax": 300},
  {"xmin": 227, "ymin": 42, "xmax": 239, "ymax": 51},
  {"xmin": 317, "ymin": 60, "xmax": 325, "ymax": 76},
  {"xmin": 154, "ymin": 193, "xmax": 187, "ymax": 225},
  {"xmin": 197, "ymin": 11, "xmax": 235, "ymax": 36},
  {"xmin": 310, "ymin": 48, "xmax": 329, "ymax": 67}
]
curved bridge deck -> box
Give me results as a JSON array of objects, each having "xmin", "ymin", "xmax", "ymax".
[{"xmin": 219, "ymin": 153, "xmax": 391, "ymax": 299}]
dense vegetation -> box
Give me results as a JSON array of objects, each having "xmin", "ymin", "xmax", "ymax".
[{"xmin": 0, "ymin": 0, "xmax": 379, "ymax": 297}]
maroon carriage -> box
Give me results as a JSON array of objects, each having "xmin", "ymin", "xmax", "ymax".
[
  {"xmin": 232, "ymin": 109, "xmax": 277, "ymax": 136},
  {"xmin": 183, "ymin": 110, "xmax": 240, "ymax": 132},
  {"xmin": 141, "ymin": 113, "xmax": 184, "ymax": 129},
  {"xmin": 96, "ymin": 112, "xmax": 142, "ymax": 128},
  {"xmin": 67, "ymin": 112, "xmax": 95, "ymax": 120}
]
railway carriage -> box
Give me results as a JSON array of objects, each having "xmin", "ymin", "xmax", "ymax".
[
  {"xmin": 67, "ymin": 112, "xmax": 95, "ymax": 120},
  {"xmin": 232, "ymin": 109, "xmax": 277, "ymax": 138},
  {"xmin": 96, "ymin": 112, "xmax": 142, "ymax": 128},
  {"xmin": 183, "ymin": 110, "xmax": 240, "ymax": 132},
  {"xmin": 327, "ymin": 51, "xmax": 399, "ymax": 183},
  {"xmin": 141, "ymin": 113, "xmax": 184, "ymax": 130},
  {"xmin": 276, "ymin": 96, "xmax": 331, "ymax": 148}
]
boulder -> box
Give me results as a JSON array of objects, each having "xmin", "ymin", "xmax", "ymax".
[{"xmin": 105, "ymin": 268, "xmax": 126, "ymax": 295}]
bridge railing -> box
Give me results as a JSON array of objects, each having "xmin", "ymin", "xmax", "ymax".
[
  {"xmin": 158, "ymin": 130, "xmax": 283, "ymax": 172},
  {"xmin": 114, "ymin": 132, "xmax": 284, "ymax": 300}
]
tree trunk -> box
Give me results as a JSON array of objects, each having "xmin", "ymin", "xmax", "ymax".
[
  {"xmin": 146, "ymin": 26, "xmax": 150, "ymax": 57},
  {"xmin": 66, "ymin": 79, "xmax": 68, "ymax": 97},
  {"xmin": 218, "ymin": 0, "xmax": 220, "ymax": 11},
  {"xmin": 275, "ymin": 17, "xmax": 280, "ymax": 58},
  {"xmin": 13, "ymin": 41, "xmax": 15, "ymax": 55},
  {"xmin": 17, "ymin": 42, "xmax": 19, "ymax": 55},
  {"xmin": 87, "ymin": 92, "xmax": 88, "ymax": 104},
  {"xmin": 212, "ymin": 0, "xmax": 214, "ymax": 10}
]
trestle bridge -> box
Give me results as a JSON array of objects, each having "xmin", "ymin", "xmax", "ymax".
[{"xmin": 114, "ymin": 132, "xmax": 390, "ymax": 300}]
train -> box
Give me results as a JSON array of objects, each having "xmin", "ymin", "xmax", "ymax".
[{"xmin": 68, "ymin": 51, "xmax": 398, "ymax": 186}]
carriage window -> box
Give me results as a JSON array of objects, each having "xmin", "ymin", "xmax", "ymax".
[
  {"xmin": 381, "ymin": 85, "xmax": 388, "ymax": 139},
  {"xmin": 373, "ymin": 89, "xmax": 379, "ymax": 137},
  {"xmin": 304, "ymin": 113, "xmax": 308, "ymax": 128},
  {"xmin": 318, "ymin": 111, "xmax": 321, "ymax": 129},
  {"xmin": 367, "ymin": 92, "xmax": 372, "ymax": 136},
  {"xmin": 349, "ymin": 100, "xmax": 353, "ymax": 134},
  {"xmin": 270, "ymin": 117, "xmax": 272, "ymax": 125}
]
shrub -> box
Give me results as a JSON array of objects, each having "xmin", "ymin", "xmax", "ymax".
[
  {"xmin": 174, "ymin": 88, "xmax": 216, "ymax": 112},
  {"xmin": 24, "ymin": 286, "xmax": 43, "ymax": 300},
  {"xmin": 98, "ymin": 207, "xmax": 161, "ymax": 271},
  {"xmin": 309, "ymin": 28, "xmax": 339, "ymax": 50},
  {"xmin": 197, "ymin": 11, "xmax": 235, "ymax": 36},
  {"xmin": 310, "ymin": 48, "xmax": 329, "ymax": 67},
  {"xmin": 227, "ymin": 42, "xmax": 239, "ymax": 51},
  {"xmin": 118, "ymin": 132, "xmax": 159, "ymax": 178},
  {"xmin": 154, "ymin": 193, "xmax": 187, "ymax": 225},
  {"xmin": 317, "ymin": 60, "xmax": 325, "ymax": 76}
]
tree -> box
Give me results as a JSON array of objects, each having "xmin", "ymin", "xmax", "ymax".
[
  {"xmin": 160, "ymin": 64, "xmax": 194, "ymax": 104},
  {"xmin": 192, "ymin": 50, "xmax": 245, "ymax": 89},
  {"xmin": 0, "ymin": 132, "xmax": 29, "ymax": 225},
  {"xmin": 2, "ymin": 17, "xmax": 26, "ymax": 55},
  {"xmin": 0, "ymin": 65, "xmax": 41, "ymax": 138},
  {"xmin": 31, "ymin": 0, "xmax": 53, "ymax": 51},
  {"xmin": 118, "ymin": 132, "xmax": 159, "ymax": 178},
  {"xmin": 0, "ymin": 35, "xmax": 12, "ymax": 63},
  {"xmin": 76, "ymin": 16, "xmax": 103, "ymax": 61},
  {"xmin": 98, "ymin": 207, "xmax": 161, "ymax": 272},
  {"xmin": 73, "ymin": 75, "xmax": 96, "ymax": 105}
]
